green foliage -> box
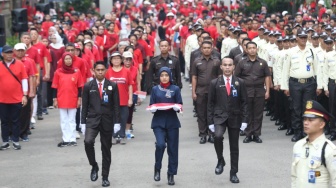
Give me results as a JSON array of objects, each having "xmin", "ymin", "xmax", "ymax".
[
  {"xmin": 6, "ymin": 35, "xmax": 19, "ymax": 48},
  {"xmin": 243, "ymin": 0, "xmax": 301, "ymax": 15},
  {"xmin": 63, "ymin": 0, "xmax": 93, "ymax": 14}
]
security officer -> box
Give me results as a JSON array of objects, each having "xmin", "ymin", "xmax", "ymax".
[
  {"xmin": 191, "ymin": 41, "xmax": 222, "ymax": 144},
  {"xmin": 233, "ymin": 38, "xmax": 251, "ymax": 66},
  {"xmin": 281, "ymin": 29, "xmax": 323, "ymax": 142},
  {"xmin": 323, "ymin": 36, "xmax": 336, "ymax": 141},
  {"xmin": 291, "ymin": 100, "xmax": 336, "ymax": 188},
  {"xmin": 221, "ymin": 26, "xmax": 238, "ymax": 58},
  {"xmin": 252, "ymin": 26, "xmax": 266, "ymax": 53},
  {"xmin": 235, "ymin": 41, "xmax": 271, "ymax": 143},
  {"xmin": 185, "ymin": 23, "xmax": 203, "ymax": 81},
  {"xmin": 146, "ymin": 40, "xmax": 182, "ymax": 92}
]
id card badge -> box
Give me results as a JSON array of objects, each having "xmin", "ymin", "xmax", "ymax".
[
  {"xmin": 232, "ymin": 89, "xmax": 238, "ymax": 97},
  {"xmin": 306, "ymin": 65, "xmax": 311, "ymax": 71},
  {"xmin": 308, "ymin": 169, "xmax": 316, "ymax": 183},
  {"xmin": 103, "ymin": 92, "xmax": 109, "ymax": 103}
]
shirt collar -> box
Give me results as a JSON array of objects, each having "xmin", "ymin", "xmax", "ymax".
[
  {"xmin": 97, "ymin": 78, "xmax": 105, "ymax": 86},
  {"xmin": 159, "ymin": 54, "xmax": 170, "ymax": 60},
  {"xmin": 223, "ymin": 75, "xmax": 233, "ymax": 84},
  {"xmin": 239, "ymin": 45, "xmax": 243, "ymax": 53},
  {"xmin": 303, "ymin": 134, "xmax": 327, "ymax": 150}
]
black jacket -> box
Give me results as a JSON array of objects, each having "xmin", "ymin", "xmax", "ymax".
[
  {"xmin": 81, "ymin": 79, "xmax": 120, "ymax": 131},
  {"xmin": 228, "ymin": 46, "xmax": 242, "ymax": 60}
]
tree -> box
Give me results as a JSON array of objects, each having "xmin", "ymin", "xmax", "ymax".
[{"xmin": 63, "ymin": 0, "xmax": 93, "ymax": 14}]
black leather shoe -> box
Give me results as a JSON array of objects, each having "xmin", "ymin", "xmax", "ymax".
[
  {"xmin": 328, "ymin": 134, "xmax": 336, "ymax": 141},
  {"xmin": 154, "ymin": 168, "xmax": 160, "ymax": 181},
  {"xmin": 193, "ymin": 108, "xmax": 196, "ymax": 112},
  {"xmin": 199, "ymin": 136, "xmax": 206, "ymax": 144},
  {"xmin": 90, "ymin": 164, "xmax": 99, "ymax": 181},
  {"xmin": 239, "ymin": 130, "xmax": 245, "ymax": 136},
  {"xmin": 286, "ymin": 129, "xmax": 294, "ymax": 136},
  {"xmin": 167, "ymin": 174, "xmax": 175, "ymax": 185},
  {"xmin": 270, "ymin": 115, "xmax": 277, "ymax": 121},
  {"xmin": 253, "ymin": 136, "xmax": 263, "ymax": 143},
  {"xmin": 230, "ymin": 174, "xmax": 240, "ymax": 183},
  {"xmin": 37, "ymin": 115, "xmax": 44, "ymax": 120},
  {"xmin": 275, "ymin": 120, "xmax": 282, "ymax": 126},
  {"xmin": 208, "ymin": 135, "xmax": 214, "ymax": 143},
  {"xmin": 265, "ymin": 111, "xmax": 272, "ymax": 116},
  {"xmin": 215, "ymin": 158, "xmax": 225, "ymax": 175},
  {"xmin": 278, "ymin": 124, "xmax": 287, "ymax": 131},
  {"xmin": 291, "ymin": 133, "xmax": 303, "ymax": 142},
  {"xmin": 243, "ymin": 136, "xmax": 252, "ymax": 143},
  {"xmin": 102, "ymin": 178, "xmax": 110, "ymax": 187},
  {"xmin": 193, "ymin": 113, "xmax": 198, "ymax": 117}
]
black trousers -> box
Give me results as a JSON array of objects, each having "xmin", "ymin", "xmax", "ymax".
[
  {"xmin": 37, "ymin": 70, "xmax": 43, "ymax": 116},
  {"xmin": 196, "ymin": 93, "xmax": 212, "ymax": 137},
  {"xmin": 46, "ymin": 81, "xmax": 53, "ymax": 107},
  {"xmin": 84, "ymin": 124, "xmax": 113, "ymax": 177},
  {"xmin": 328, "ymin": 81, "xmax": 336, "ymax": 134},
  {"xmin": 0, "ymin": 103, "xmax": 22, "ymax": 142},
  {"xmin": 245, "ymin": 97, "xmax": 265, "ymax": 137},
  {"xmin": 285, "ymin": 95, "xmax": 292, "ymax": 129},
  {"xmin": 288, "ymin": 79, "xmax": 317, "ymax": 133},
  {"xmin": 273, "ymin": 90, "xmax": 281, "ymax": 121},
  {"xmin": 20, "ymin": 98, "xmax": 32, "ymax": 138},
  {"xmin": 214, "ymin": 123, "xmax": 239, "ymax": 175}
]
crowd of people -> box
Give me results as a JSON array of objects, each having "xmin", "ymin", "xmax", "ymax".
[{"xmin": 1, "ymin": 0, "xmax": 336, "ymax": 187}]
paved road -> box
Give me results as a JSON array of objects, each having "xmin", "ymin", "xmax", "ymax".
[{"xmin": 0, "ymin": 79, "xmax": 305, "ymax": 188}]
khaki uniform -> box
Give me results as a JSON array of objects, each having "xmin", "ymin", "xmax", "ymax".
[
  {"xmin": 184, "ymin": 34, "xmax": 199, "ymax": 78},
  {"xmin": 263, "ymin": 43, "xmax": 278, "ymax": 67},
  {"xmin": 255, "ymin": 39, "xmax": 267, "ymax": 56},
  {"xmin": 221, "ymin": 37, "xmax": 238, "ymax": 58},
  {"xmin": 273, "ymin": 49, "xmax": 288, "ymax": 86},
  {"xmin": 291, "ymin": 134, "xmax": 336, "ymax": 188}
]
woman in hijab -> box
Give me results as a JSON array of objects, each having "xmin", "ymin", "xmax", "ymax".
[
  {"xmin": 52, "ymin": 53, "xmax": 84, "ymax": 147},
  {"xmin": 149, "ymin": 67, "xmax": 182, "ymax": 186}
]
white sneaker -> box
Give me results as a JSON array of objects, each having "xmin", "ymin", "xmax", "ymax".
[
  {"xmin": 48, "ymin": 106, "xmax": 54, "ymax": 109},
  {"xmin": 130, "ymin": 133, "xmax": 135, "ymax": 138},
  {"xmin": 31, "ymin": 117, "xmax": 36, "ymax": 124},
  {"xmin": 76, "ymin": 131, "xmax": 80, "ymax": 139},
  {"xmin": 120, "ymin": 138, "xmax": 126, "ymax": 145}
]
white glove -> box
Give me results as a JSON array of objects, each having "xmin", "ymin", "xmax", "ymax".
[
  {"xmin": 240, "ymin": 123, "xmax": 247, "ymax": 131},
  {"xmin": 81, "ymin": 124, "xmax": 86, "ymax": 135},
  {"xmin": 173, "ymin": 104, "xmax": 180, "ymax": 112},
  {"xmin": 209, "ymin": 124, "xmax": 215, "ymax": 132},
  {"xmin": 150, "ymin": 108, "xmax": 157, "ymax": 113},
  {"xmin": 114, "ymin": 123, "xmax": 121, "ymax": 133}
]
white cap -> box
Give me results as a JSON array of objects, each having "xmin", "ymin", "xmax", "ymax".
[
  {"xmin": 123, "ymin": 51, "xmax": 133, "ymax": 58},
  {"xmin": 144, "ymin": 1, "xmax": 151, "ymax": 5},
  {"xmin": 184, "ymin": 1, "xmax": 188, "ymax": 4},
  {"xmin": 14, "ymin": 43, "xmax": 27, "ymax": 50},
  {"xmin": 84, "ymin": 39, "xmax": 94, "ymax": 45},
  {"xmin": 318, "ymin": 0, "xmax": 325, "ymax": 5},
  {"xmin": 167, "ymin": 12, "xmax": 175, "ymax": 17},
  {"xmin": 282, "ymin": 11, "xmax": 288, "ymax": 16}
]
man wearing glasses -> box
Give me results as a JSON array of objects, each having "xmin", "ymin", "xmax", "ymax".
[{"xmin": 281, "ymin": 29, "xmax": 323, "ymax": 142}]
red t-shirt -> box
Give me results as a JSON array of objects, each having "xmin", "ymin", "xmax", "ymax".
[
  {"xmin": 105, "ymin": 67, "xmax": 133, "ymax": 106},
  {"xmin": 0, "ymin": 60, "xmax": 28, "ymax": 103},
  {"xmin": 41, "ymin": 21, "xmax": 54, "ymax": 35},
  {"xmin": 204, "ymin": 25, "xmax": 218, "ymax": 41},
  {"xmin": 104, "ymin": 32, "xmax": 119, "ymax": 58},
  {"xmin": 57, "ymin": 56, "xmax": 87, "ymax": 84},
  {"xmin": 52, "ymin": 69, "xmax": 84, "ymax": 108},
  {"xmin": 94, "ymin": 35, "xmax": 104, "ymax": 60},
  {"xmin": 138, "ymin": 39, "xmax": 152, "ymax": 57},
  {"xmin": 248, "ymin": 30, "xmax": 259, "ymax": 40},
  {"xmin": 128, "ymin": 66, "xmax": 138, "ymax": 93},
  {"xmin": 26, "ymin": 46, "xmax": 42, "ymax": 69},
  {"xmin": 21, "ymin": 57, "xmax": 37, "ymax": 77},
  {"xmin": 134, "ymin": 49, "xmax": 143, "ymax": 66},
  {"xmin": 33, "ymin": 42, "xmax": 51, "ymax": 69}
]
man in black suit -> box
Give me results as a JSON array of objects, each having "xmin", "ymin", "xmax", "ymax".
[
  {"xmin": 81, "ymin": 61, "xmax": 120, "ymax": 187},
  {"xmin": 207, "ymin": 58, "xmax": 248, "ymax": 183},
  {"xmin": 228, "ymin": 31, "xmax": 248, "ymax": 60}
]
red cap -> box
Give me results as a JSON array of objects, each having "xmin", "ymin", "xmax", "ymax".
[
  {"xmin": 74, "ymin": 43, "xmax": 81, "ymax": 49},
  {"xmin": 64, "ymin": 12, "xmax": 71, "ymax": 17}
]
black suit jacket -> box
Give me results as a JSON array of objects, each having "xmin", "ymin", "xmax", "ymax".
[
  {"xmin": 207, "ymin": 75, "xmax": 248, "ymax": 128},
  {"xmin": 81, "ymin": 79, "xmax": 120, "ymax": 131},
  {"xmin": 228, "ymin": 46, "xmax": 242, "ymax": 60}
]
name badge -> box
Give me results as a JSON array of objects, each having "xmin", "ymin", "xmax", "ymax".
[
  {"xmin": 308, "ymin": 169, "xmax": 316, "ymax": 183},
  {"xmin": 307, "ymin": 65, "xmax": 310, "ymax": 71},
  {"xmin": 232, "ymin": 89, "xmax": 237, "ymax": 97},
  {"xmin": 103, "ymin": 92, "xmax": 108, "ymax": 103},
  {"xmin": 169, "ymin": 60, "xmax": 172, "ymax": 64}
]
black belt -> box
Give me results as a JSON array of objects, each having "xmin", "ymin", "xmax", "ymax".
[
  {"xmin": 329, "ymin": 78, "xmax": 336, "ymax": 83},
  {"xmin": 289, "ymin": 77, "xmax": 315, "ymax": 84}
]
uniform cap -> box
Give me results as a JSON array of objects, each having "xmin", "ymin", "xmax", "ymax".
[
  {"xmin": 258, "ymin": 25, "xmax": 265, "ymax": 30},
  {"xmin": 263, "ymin": 29, "xmax": 270, "ymax": 35},
  {"xmin": 306, "ymin": 27, "xmax": 315, "ymax": 32},
  {"xmin": 122, "ymin": 51, "xmax": 133, "ymax": 58},
  {"xmin": 296, "ymin": 12, "xmax": 303, "ymax": 16},
  {"xmin": 167, "ymin": 12, "xmax": 175, "ymax": 17},
  {"xmin": 14, "ymin": 43, "xmax": 27, "ymax": 50},
  {"xmin": 320, "ymin": 31, "xmax": 328, "ymax": 38},
  {"xmin": 294, "ymin": 23, "xmax": 302, "ymax": 28},
  {"xmin": 268, "ymin": 31, "xmax": 275, "ymax": 36},
  {"xmin": 325, "ymin": 24, "xmax": 332, "ymax": 31},
  {"xmin": 303, "ymin": 100, "xmax": 333, "ymax": 121},
  {"xmin": 324, "ymin": 36, "xmax": 333, "ymax": 43},
  {"xmin": 311, "ymin": 32, "xmax": 320, "ymax": 39},
  {"xmin": 233, "ymin": 27, "xmax": 241, "ymax": 33},
  {"xmin": 228, "ymin": 25, "xmax": 235, "ymax": 31},
  {"xmin": 1, "ymin": 45, "xmax": 13, "ymax": 53},
  {"xmin": 283, "ymin": 36, "xmax": 290, "ymax": 41},
  {"xmin": 297, "ymin": 29, "xmax": 308, "ymax": 37},
  {"xmin": 274, "ymin": 30, "xmax": 282, "ymax": 36},
  {"xmin": 277, "ymin": 36, "xmax": 283, "ymax": 41},
  {"xmin": 290, "ymin": 35, "xmax": 296, "ymax": 40},
  {"xmin": 195, "ymin": 25, "xmax": 203, "ymax": 31},
  {"xmin": 331, "ymin": 30, "xmax": 336, "ymax": 35}
]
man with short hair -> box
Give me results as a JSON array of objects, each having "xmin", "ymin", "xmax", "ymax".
[
  {"xmin": 291, "ymin": 100, "xmax": 336, "ymax": 187},
  {"xmin": 0, "ymin": 45, "xmax": 28, "ymax": 150}
]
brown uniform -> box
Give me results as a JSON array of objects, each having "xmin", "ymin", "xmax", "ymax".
[
  {"xmin": 235, "ymin": 56, "xmax": 271, "ymax": 137},
  {"xmin": 191, "ymin": 55, "xmax": 222, "ymax": 137}
]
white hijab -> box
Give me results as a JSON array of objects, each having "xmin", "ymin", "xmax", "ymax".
[{"xmin": 49, "ymin": 26, "xmax": 64, "ymax": 49}]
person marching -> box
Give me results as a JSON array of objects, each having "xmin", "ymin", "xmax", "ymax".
[
  {"xmin": 207, "ymin": 58, "xmax": 248, "ymax": 183},
  {"xmin": 291, "ymin": 100, "xmax": 336, "ymax": 187},
  {"xmin": 52, "ymin": 53, "xmax": 84, "ymax": 147},
  {"xmin": 81, "ymin": 61, "xmax": 121, "ymax": 187},
  {"xmin": 150, "ymin": 67, "xmax": 182, "ymax": 186}
]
